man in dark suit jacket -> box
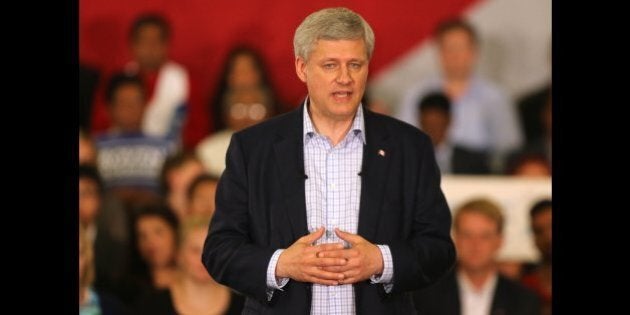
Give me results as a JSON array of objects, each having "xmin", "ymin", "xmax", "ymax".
[
  {"xmin": 417, "ymin": 92, "xmax": 490, "ymax": 175},
  {"xmin": 413, "ymin": 199, "xmax": 540, "ymax": 315},
  {"xmin": 413, "ymin": 269, "xmax": 540, "ymax": 315},
  {"xmin": 202, "ymin": 7, "xmax": 455, "ymax": 314}
]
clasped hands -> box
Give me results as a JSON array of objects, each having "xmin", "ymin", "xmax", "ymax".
[{"xmin": 276, "ymin": 227, "xmax": 383, "ymax": 285}]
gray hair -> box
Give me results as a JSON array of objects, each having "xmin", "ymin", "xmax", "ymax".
[{"xmin": 293, "ymin": 7, "xmax": 375, "ymax": 61}]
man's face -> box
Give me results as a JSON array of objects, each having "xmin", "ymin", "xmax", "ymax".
[
  {"xmin": 438, "ymin": 29, "xmax": 477, "ymax": 79},
  {"xmin": 532, "ymin": 208, "xmax": 552, "ymax": 262},
  {"xmin": 188, "ymin": 180, "xmax": 218, "ymax": 217},
  {"xmin": 454, "ymin": 211, "xmax": 502, "ymax": 273},
  {"xmin": 168, "ymin": 160, "xmax": 205, "ymax": 195},
  {"xmin": 295, "ymin": 39, "xmax": 369, "ymax": 121},
  {"xmin": 110, "ymin": 84, "xmax": 145, "ymax": 132},
  {"xmin": 514, "ymin": 160, "xmax": 551, "ymax": 177},
  {"xmin": 132, "ymin": 24, "xmax": 168, "ymax": 71},
  {"xmin": 79, "ymin": 134, "xmax": 96, "ymax": 165},
  {"xmin": 420, "ymin": 109, "xmax": 450, "ymax": 146},
  {"xmin": 228, "ymin": 54, "xmax": 262, "ymax": 90}
]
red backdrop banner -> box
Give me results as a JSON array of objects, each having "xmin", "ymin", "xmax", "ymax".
[{"xmin": 80, "ymin": 0, "xmax": 477, "ymax": 149}]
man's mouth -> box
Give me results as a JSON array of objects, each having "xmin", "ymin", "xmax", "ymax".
[{"xmin": 332, "ymin": 91, "xmax": 352, "ymax": 99}]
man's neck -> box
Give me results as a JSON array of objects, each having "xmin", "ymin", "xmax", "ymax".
[
  {"xmin": 433, "ymin": 137, "xmax": 448, "ymax": 148},
  {"xmin": 461, "ymin": 266, "xmax": 496, "ymax": 292},
  {"xmin": 444, "ymin": 76, "xmax": 470, "ymax": 101},
  {"xmin": 307, "ymin": 103, "xmax": 356, "ymax": 146},
  {"xmin": 152, "ymin": 266, "xmax": 176, "ymax": 288},
  {"xmin": 108, "ymin": 126, "xmax": 143, "ymax": 135},
  {"xmin": 139, "ymin": 61, "xmax": 165, "ymax": 73}
]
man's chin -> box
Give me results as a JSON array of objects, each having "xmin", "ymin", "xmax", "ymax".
[{"xmin": 330, "ymin": 108, "xmax": 359, "ymax": 120}]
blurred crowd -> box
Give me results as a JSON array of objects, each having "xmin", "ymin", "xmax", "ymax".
[{"xmin": 79, "ymin": 13, "xmax": 551, "ymax": 315}]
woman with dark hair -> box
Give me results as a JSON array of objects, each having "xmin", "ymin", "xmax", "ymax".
[
  {"xmin": 136, "ymin": 215, "xmax": 245, "ymax": 314},
  {"xmin": 159, "ymin": 151, "xmax": 205, "ymax": 221},
  {"xmin": 197, "ymin": 46, "xmax": 282, "ymax": 177},
  {"xmin": 118, "ymin": 204, "xmax": 180, "ymax": 306},
  {"xmin": 209, "ymin": 46, "xmax": 282, "ymax": 131}
]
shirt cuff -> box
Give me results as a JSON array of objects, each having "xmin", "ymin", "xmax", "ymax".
[
  {"xmin": 266, "ymin": 249, "xmax": 290, "ymax": 301},
  {"xmin": 370, "ymin": 245, "xmax": 394, "ymax": 293}
]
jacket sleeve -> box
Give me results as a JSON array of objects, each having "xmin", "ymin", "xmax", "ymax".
[
  {"xmin": 387, "ymin": 134, "xmax": 456, "ymax": 294},
  {"xmin": 201, "ymin": 133, "xmax": 276, "ymax": 303}
]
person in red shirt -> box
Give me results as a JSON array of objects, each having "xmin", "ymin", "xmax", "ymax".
[
  {"xmin": 124, "ymin": 14, "xmax": 190, "ymax": 145},
  {"xmin": 522, "ymin": 199, "xmax": 552, "ymax": 315}
]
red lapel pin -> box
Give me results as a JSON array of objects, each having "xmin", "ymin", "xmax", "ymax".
[{"xmin": 378, "ymin": 149, "xmax": 386, "ymax": 157}]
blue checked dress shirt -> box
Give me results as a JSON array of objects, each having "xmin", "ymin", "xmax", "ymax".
[{"xmin": 265, "ymin": 101, "xmax": 394, "ymax": 314}]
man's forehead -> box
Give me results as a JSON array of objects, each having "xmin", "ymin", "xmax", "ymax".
[{"xmin": 307, "ymin": 39, "xmax": 368, "ymax": 59}]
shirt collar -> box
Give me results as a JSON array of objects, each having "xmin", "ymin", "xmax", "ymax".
[
  {"xmin": 302, "ymin": 97, "xmax": 366, "ymax": 145},
  {"xmin": 457, "ymin": 270, "xmax": 499, "ymax": 296}
]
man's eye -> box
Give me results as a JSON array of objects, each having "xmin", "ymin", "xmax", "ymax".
[
  {"xmin": 323, "ymin": 64, "xmax": 336, "ymax": 69},
  {"xmin": 350, "ymin": 63, "xmax": 361, "ymax": 69}
]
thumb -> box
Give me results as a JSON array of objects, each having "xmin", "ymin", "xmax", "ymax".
[
  {"xmin": 300, "ymin": 227, "xmax": 325, "ymax": 244},
  {"xmin": 335, "ymin": 228, "xmax": 362, "ymax": 245}
]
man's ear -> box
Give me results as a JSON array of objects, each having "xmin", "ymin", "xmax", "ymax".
[
  {"xmin": 495, "ymin": 233, "xmax": 504, "ymax": 251},
  {"xmin": 295, "ymin": 56, "xmax": 307, "ymax": 83}
]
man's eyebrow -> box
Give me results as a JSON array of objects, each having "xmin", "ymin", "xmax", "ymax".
[{"xmin": 319, "ymin": 58, "xmax": 366, "ymax": 63}]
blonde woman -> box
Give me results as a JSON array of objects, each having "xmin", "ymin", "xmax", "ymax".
[{"xmin": 136, "ymin": 215, "xmax": 244, "ymax": 314}]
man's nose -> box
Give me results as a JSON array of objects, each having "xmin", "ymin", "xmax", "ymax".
[{"xmin": 336, "ymin": 66, "xmax": 352, "ymax": 85}]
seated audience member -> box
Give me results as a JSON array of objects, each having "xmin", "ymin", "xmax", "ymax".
[
  {"xmin": 397, "ymin": 18, "xmax": 522, "ymax": 173},
  {"xmin": 418, "ymin": 91, "xmax": 490, "ymax": 174},
  {"xmin": 136, "ymin": 215, "xmax": 245, "ymax": 314},
  {"xmin": 80, "ymin": 165, "xmax": 103, "ymax": 234},
  {"xmin": 361, "ymin": 91, "xmax": 391, "ymax": 116},
  {"xmin": 521, "ymin": 199, "xmax": 552, "ymax": 315},
  {"xmin": 120, "ymin": 205, "xmax": 179, "ymax": 306},
  {"xmin": 186, "ymin": 174, "xmax": 219, "ymax": 218},
  {"xmin": 80, "ymin": 129, "xmax": 97, "ymax": 165},
  {"xmin": 95, "ymin": 73, "xmax": 175, "ymax": 207},
  {"xmin": 80, "ymin": 165, "xmax": 129, "ymax": 298},
  {"xmin": 366, "ymin": 98, "xmax": 390, "ymax": 116},
  {"xmin": 508, "ymin": 95, "xmax": 552, "ymax": 174},
  {"xmin": 413, "ymin": 198, "xmax": 540, "ymax": 315},
  {"xmin": 507, "ymin": 154, "xmax": 551, "ymax": 177},
  {"xmin": 197, "ymin": 87, "xmax": 275, "ymax": 177},
  {"xmin": 125, "ymin": 13, "xmax": 189, "ymax": 143},
  {"xmin": 496, "ymin": 259, "xmax": 525, "ymax": 281},
  {"xmin": 80, "ymin": 224, "xmax": 129, "ymax": 315},
  {"xmin": 197, "ymin": 46, "xmax": 280, "ymax": 177},
  {"xmin": 518, "ymin": 84, "xmax": 551, "ymax": 147},
  {"xmin": 160, "ymin": 151, "xmax": 205, "ymax": 220}
]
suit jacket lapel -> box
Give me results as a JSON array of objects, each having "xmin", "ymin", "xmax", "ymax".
[
  {"xmin": 273, "ymin": 107, "xmax": 393, "ymax": 242},
  {"xmin": 490, "ymin": 276, "xmax": 508, "ymax": 315},
  {"xmin": 451, "ymin": 270, "xmax": 462, "ymax": 314},
  {"xmin": 273, "ymin": 106, "xmax": 309, "ymax": 240},
  {"xmin": 358, "ymin": 109, "xmax": 392, "ymax": 241}
]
